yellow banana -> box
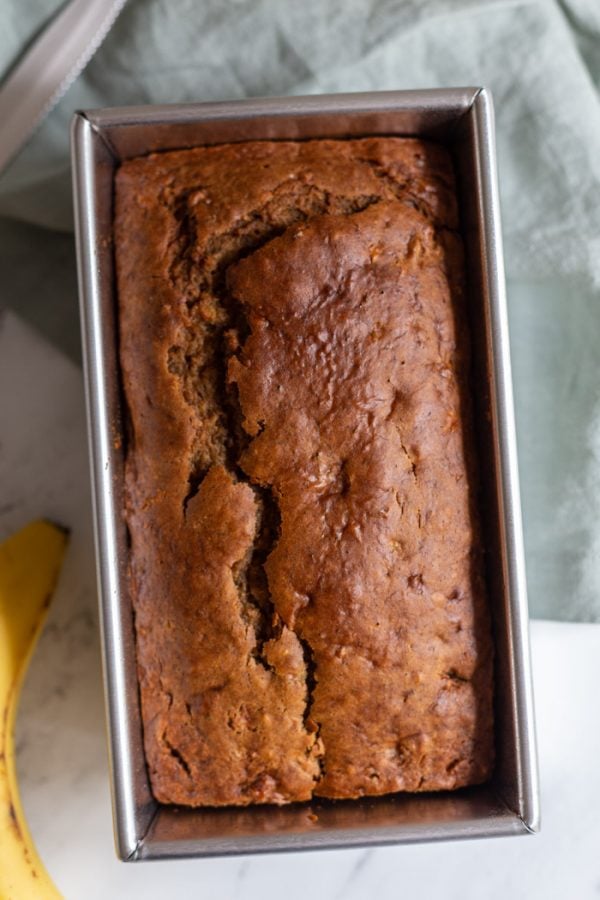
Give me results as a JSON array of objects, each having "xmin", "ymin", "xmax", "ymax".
[{"xmin": 0, "ymin": 520, "xmax": 68, "ymax": 900}]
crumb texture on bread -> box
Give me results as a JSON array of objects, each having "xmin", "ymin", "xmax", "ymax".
[{"xmin": 115, "ymin": 138, "xmax": 494, "ymax": 806}]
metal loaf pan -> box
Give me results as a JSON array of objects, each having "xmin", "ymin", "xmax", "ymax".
[{"xmin": 71, "ymin": 88, "xmax": 539, "ymax": 861}]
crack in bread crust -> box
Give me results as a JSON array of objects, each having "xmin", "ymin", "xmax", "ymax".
[{"xmin": 162, "ymin": 190, "xmax": 390, "ymax": 769}]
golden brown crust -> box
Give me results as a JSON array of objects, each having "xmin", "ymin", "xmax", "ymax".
[{"xmin": 115, "ymin": 138, "xmax": 494, "ymax": 806}]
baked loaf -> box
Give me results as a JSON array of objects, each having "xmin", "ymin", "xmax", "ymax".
[{"xmin": 115, "ymin": 137, "xmax": 494, "ymax": 807}]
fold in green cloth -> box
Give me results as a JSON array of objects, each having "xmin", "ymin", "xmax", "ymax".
[{"xmin": 1, "ymin": 0, "xmax": 599, "ymax": 621}]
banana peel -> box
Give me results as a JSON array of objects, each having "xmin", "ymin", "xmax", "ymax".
[{"xmin": 0, "ymin": 520, "xmax": 68, "ymax": 900}]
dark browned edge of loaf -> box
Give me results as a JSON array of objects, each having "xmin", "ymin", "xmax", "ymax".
[{"xmin": 114, "ymin": 137, "xmax": 495, "ymax": 807}]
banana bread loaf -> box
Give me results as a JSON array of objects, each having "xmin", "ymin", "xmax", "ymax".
[{"xmin": 115, "ymin": 137, "xmax": 494, "ymax": 806}]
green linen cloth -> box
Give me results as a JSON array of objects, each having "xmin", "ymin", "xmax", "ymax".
[{"xmin": 1, "ymin": 0, "xmax": 599, "ymax": 620}]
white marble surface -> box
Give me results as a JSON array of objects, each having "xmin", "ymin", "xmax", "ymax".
[{"xmin": 2, "ymin": 311, "xmax": 600, "ymax": 899}]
